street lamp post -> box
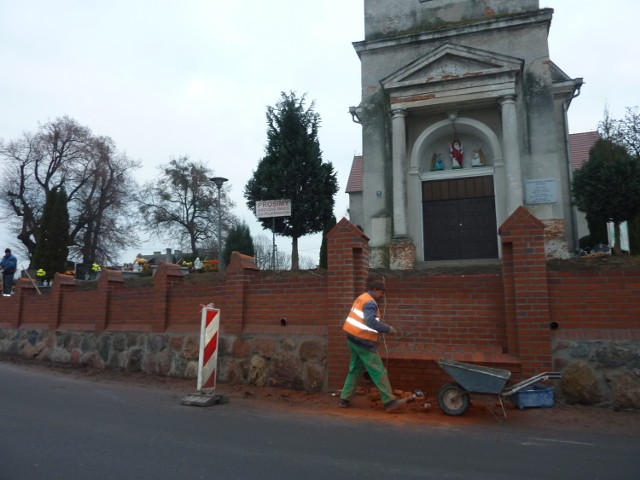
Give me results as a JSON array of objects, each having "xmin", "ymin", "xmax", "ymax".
[{"xmin": 210, "ymin": 176, "xmax": 228, "ymax": 268}]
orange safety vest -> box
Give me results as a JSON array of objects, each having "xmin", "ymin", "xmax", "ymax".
[{"xmin": 342, "ymin": 292, "xmax": 381, "ymax": 343}]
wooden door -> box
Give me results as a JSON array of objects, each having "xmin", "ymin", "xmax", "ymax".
[{"xmin": 422, "ymin": 176, "xmax": 498, "ymax": 261}]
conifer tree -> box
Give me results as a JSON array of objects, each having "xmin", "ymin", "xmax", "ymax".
[
  {"xmin": 223, "ymin": 221, "xmax": 255, "ymax": 266},
  {"xmin": 572, "ymin": 139, "xmax": 640, "ymax": 254},
  {"xmin": 319, "ymin": 215, "xmax": 336, "ymax": 269},
  {"xmin": 244, "ymin": 92, "xmax": 338, "ymax": 269},
  {"xmin": 32, "ymin": 187, "xmax": 70, "ymax": 280}
]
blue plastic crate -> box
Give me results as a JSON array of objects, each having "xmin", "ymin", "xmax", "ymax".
[{"xmin": 510, "ymin": 383, "xmax": 554, "ymax": 409}]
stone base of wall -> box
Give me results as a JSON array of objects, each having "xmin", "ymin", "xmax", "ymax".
[
  {"xmin": 0, "ymin": 328, "xmax": 328, "ymax": 392},
  {"xmin": 218, "ymin": 334, "xmax": 327, "ymax": 391},
  {"xmin": 3, "ymin": 327, "xmax": 639, "ymax": 409},
  {"xmin": 0, "ymin": 328, "xmax": 202, "ymax": 379},
  {"xmin": 553, "ymin": 334, "xmax": 640, "ymax": 410}
]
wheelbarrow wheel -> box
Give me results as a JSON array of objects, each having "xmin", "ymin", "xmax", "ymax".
[{"xmin": 437, "ymin": 383, "xmax": 469, "ymax": 416}]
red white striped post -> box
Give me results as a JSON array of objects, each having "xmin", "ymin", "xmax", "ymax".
[{"xmin": 197, "ymin": 305, "xmax": 220, "ymax": 391}]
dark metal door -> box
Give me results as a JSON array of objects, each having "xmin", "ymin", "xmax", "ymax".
[{"xmin": 422, "ymin": 176, "xmax": 498, "ymax": 261}]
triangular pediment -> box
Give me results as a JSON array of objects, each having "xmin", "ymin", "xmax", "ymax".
[
  {"xmin": 382, "ymin": 42, "xmax": 523, "ymax": 91},
  {"xmin": 549, "ymin": 61, "xmax": 572, "ymax": 83}
]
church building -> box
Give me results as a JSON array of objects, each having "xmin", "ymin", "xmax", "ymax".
[{"xmin": 346, "ymin": 0, "xmax": 583, "ymax": 269}]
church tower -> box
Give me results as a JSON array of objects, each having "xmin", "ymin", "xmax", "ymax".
[{"xmin": 348, "ymin": 0, "xmax": 582, "ymax": 268}]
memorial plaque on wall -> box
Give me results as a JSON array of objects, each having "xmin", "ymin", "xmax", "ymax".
[{"xmin": 525, "ymin": 178, "xmax": 557, "ymax": 204}]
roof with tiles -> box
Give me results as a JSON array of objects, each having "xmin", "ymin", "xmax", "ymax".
[
  {"xmin": 569, "ymin": 131, "xmax": 600, "ymax": 170},
  {"xmin": 345, "ymin": 155, "xmax": 363, "ymax": 193}
]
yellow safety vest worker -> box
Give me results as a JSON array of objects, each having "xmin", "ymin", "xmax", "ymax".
[{"xmin": 342, "ymin": 292, "xmax": 381, "ymax": 343}]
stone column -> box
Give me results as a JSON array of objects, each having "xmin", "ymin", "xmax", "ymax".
[
  {"xmin": 500, "ymin": 96, "xmax": 524, "ymax": 216},
  {"xmin": 391, "ymin": 109, "xmax": 408, "ymax": 237}
]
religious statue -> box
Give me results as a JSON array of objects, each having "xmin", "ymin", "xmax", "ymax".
[
  {"xmin": 431, "ymin": 152, "xmax": 444, "ymax": 171},
  {"xmin": 472, "ymin": 148, "xmax": 485, "ymax": 167},
  {"xmin": 450, "ymin": 138, "xmax": 463, "ymax": 169}
]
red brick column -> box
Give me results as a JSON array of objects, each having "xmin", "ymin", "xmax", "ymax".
[
  {"xmin": 4, "ymin": 278, "xmax": 34, "ymax": 328},
  {"xmin": 501, "ymin": 241, "xmax": 517, "ymax": 355},
  {"xmin": 499, "ymin": 206, "xmax": 552, "ymax": 377},
  {"xmin": 223, "ymin": 252, "xmax": 259, "ymax": 335},
  {"xmin": 325, "ymin": 218, "xmax": 370, "ymax": 389},
  {"xmin": 49, "ymin": 273, "xmax": 77, "ymax": 330},
  {"xmin": 95, "ymin": 270, "xmax": 125, "ymax": 332},
  {"xmin": 151, "ymin": 262, "xmax": 184, "ymax": 333}
]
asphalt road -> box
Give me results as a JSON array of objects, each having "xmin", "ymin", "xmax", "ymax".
[{"xmin": 1, "ymin": 362, "xmax": 638, "ymax": 480}]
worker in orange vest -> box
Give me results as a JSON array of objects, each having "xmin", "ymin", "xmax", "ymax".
[{"xmin": 339, "ymin": 280, "xmax": 406, "ymax": 413}]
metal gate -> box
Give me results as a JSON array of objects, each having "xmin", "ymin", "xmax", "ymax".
[{"xmin": 422, "ymin": 176, "xmax": 498, "ymax": 261}]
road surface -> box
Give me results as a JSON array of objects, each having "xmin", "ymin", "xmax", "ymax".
[{"xmin": 1, "ymin": 361, "xmax": 638, "ymax": 480}]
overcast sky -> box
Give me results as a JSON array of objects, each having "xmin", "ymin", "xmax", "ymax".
[{"xmin": 1, "ymin": 1, "xmax": 637, "ymax": 266}]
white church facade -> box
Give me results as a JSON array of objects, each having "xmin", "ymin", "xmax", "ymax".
[{"xmin": 347, "ymin": 0, "xmax": 583, "ymax": 268}]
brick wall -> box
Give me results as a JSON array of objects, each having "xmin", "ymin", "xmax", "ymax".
[
  {"xmin": 1, "ymin": 212, "xmax": 639, "ymax": 396},
  {"xmin": 548, "ymin": 270, "xmax": 640, "ymax": 330}
]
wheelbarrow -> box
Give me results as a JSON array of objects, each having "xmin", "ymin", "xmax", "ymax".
[{"xmin": 436, "ymin": 359, "xmax": 561, "ymax": 419}]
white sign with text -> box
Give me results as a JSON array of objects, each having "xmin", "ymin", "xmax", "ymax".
[{"xmin": 256, "ymin": 199, "xmax": 292, "ymax": 218}]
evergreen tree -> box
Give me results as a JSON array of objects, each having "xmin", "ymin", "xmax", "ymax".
[
  {"xmin": 579, "ymin": 213, "xmax": 608, "ymax": 249},
  {"xmin": 32, "ymin": 187, "xmax": 70, "ymax": 281},
  {"xmin": 597, "ymin": 105, "xmax": 640, "ymax": 254},
  {"xmin": 319, "ymin": 215, "xmax": 336, "ymax": 269},
  {"xmin": 244, "ymin": 92, "xmax": 338, "ymax": 269},
  {"xmin": 572, "ymin": 139, "xmax": 640, "ymax": 254},
  {"xmin": 223, "ymin": 221, "xmax": 255, "ymax": 266}
]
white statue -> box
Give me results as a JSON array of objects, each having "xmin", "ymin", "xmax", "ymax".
[{"xmin": 472, "ymin": 148, "xmax": 485, "ymax": 167}]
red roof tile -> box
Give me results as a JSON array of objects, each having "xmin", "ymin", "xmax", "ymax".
[
  {"xmin": 570, "ymin": 131, "xmax": 600, "ymax": 170},
  {"xmin": 346, "ymin": 155, "xmax": 363, "ymax": 193}
]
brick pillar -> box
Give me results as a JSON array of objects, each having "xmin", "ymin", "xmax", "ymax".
[
  {"xmin": 48, "ymin": 273, "xmax": 77, "ymax": 330},
  {"xmin": 8, "ymin": 278, "xmax": 35, "ymax": 328},
  {"xmin": 501, "ymin": 242, "xmax": 517, "ymax": 355},
  {"xmin": 499, "ymin": 206, "xmax": 552, "ymax": 377},
  {"xmin": 223, "ymin": 252, "xmax": 259, "ymax": 335},
  {"xmin": 325, "ymin": 218, "xmax": 370, "ymax": 389},
  {"xmin": 151, "ymin": 262, "xmax": 184, "ymax": 333},
  {"xmin": 95, "ymin": 269, "xmax": 125, "ymax": 332}
]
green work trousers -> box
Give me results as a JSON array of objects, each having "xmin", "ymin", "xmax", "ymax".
[{"xmin": 340, "ymin": 340, "xmax": 396, "ymax": 405}]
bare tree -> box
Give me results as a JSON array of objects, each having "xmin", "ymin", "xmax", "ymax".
[
  {"xmin": 70, "ymin": 137, "xmax": 140, "ymax": 265},
  {"xmin": 251, "ymin": 234, "xmax": 320, "ymax": 270},
  {"xmin": 298, "ymin": 255, "xmax": 316, "ymax": 270},
  {"xmin": 0, "ymin": 116, "xmax": 140, "ymax": 267},
  {"xmin": 137, "ymin": 156, "xmax": 237, "ymax": 257},
  {"xmin": 599, "ymin": 106, "xmax": 640, "ymax": 158},
  {"xmin": 252, "ymin": 234, "xmax": 275, "ymax": 269}
]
